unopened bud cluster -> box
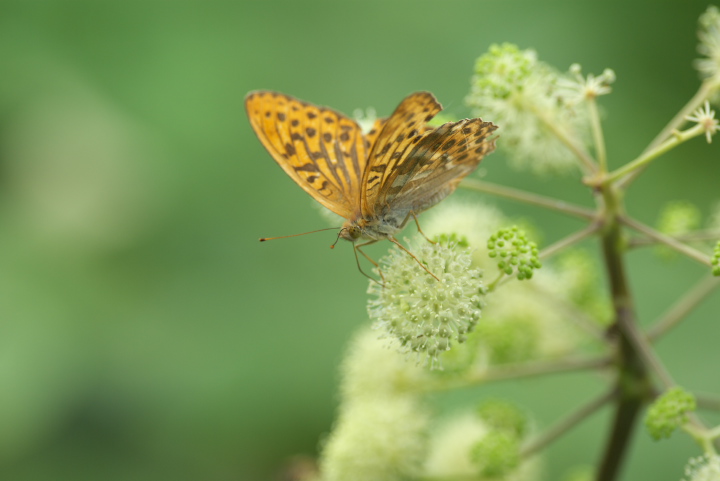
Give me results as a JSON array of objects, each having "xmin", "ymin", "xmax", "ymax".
[
  {"xmin": 644, "ymin": 386, "xmax": 696, "ymax": 441},
  {"xmin": 470, "ymin": 400, "xmax": 528, "ymax": 477},
  {"xmin": 487, "ymin": 226, "xmax": 541, "ymax": 280},
  {"xmin": 712, "ymin": 241, "xmax": 720, "ymax": 276}
]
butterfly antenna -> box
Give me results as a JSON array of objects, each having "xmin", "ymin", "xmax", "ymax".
[
  {"xmin": 259, "ymin": 227, "xmax": 339, "ymax": 242},
  {"xmin": 330, "ymin": 229, "xmax": 345, "ymax": 249}
]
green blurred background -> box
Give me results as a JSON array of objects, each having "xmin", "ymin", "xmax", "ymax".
[{"xmin": 0, "ymin": 1, "xmax": 718, "ymax": 480}]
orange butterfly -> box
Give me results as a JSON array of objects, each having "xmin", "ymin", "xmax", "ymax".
[{"xmin": 246, "ymin": 91, "xmax": 497, "ymax": 281}]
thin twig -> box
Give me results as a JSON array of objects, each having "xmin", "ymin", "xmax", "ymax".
[
  {"xmin": 460, "ymin": 179, "xmax": 596, "ymax": 220},
  {"xmin": 695, "ymin": 393, "xmax": 720, "ymax": 412},
  {"xmin": 521, "ymin": 387, "xmax": 617, "ymax": 457},
  {"xmin": 539, "ymin": 222, "xmax": 602, "ymax": 260},
  {"xmin": 424, "ymin": 355, "xmax": 612, "ymax": 392},
  {"xmin": 645, "ymin": 79, "xmax": 719, "ymax": 154},
  {"xmin": 528, "ymin": 282, "xmax": 608, "ymax": 342},
  {"xmin": 587, "ymin": 97, "xmax": 608, "ymax": 173},
  {"xmin": 618, "ymin": 78, "xmax": 718, "ymax": 190},
  {"xmin": 619, "ymin": 216, "xmax": 713, "ymax": 266},
  {"xmin": 628, "ymin": 229, "xmax": 720, "ymax": 248},
  {"xmin": 647, "ymin": 276, "xmax": 720, "ymax": 341},
  {"xmin": 597, "ymin": 123, "xmax": 705, "ymax": 188},
  {"xmin": 530, "ymin": 103, "xmax": 598, "ymax": 174}
]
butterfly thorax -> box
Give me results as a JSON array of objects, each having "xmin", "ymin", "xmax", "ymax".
[{"xmin": 340, "ymin": 213, "xmax": 408, "ymax": 242}]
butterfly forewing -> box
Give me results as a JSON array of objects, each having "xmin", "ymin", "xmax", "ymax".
[
  {"xmin": 363, "ymin": 117, "xmax": 388, "ymax": 152},
  {"xmin": 245, "ymin": 91, "xmax": 369, "ymax": 219},
  {"xmin": 361, "ymin": 92, "xmax": 443, "ymax": 217}
]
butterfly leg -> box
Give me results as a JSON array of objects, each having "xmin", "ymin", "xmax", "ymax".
[
  {"xmin": 354, "ymin": 240, "xmax": 385, "ymax": 285},
  {"xmin": 388, "ymin": 237, "xmax": 440, "ymax": 282},
  {"xmin": 410, "ymin": 212, "xmax": 436, "ymax": 244}
]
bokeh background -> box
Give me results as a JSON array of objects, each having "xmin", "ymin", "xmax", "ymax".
[{"xmin": 1, "ymin": 1, "xmax": 719, "ymax": 480}]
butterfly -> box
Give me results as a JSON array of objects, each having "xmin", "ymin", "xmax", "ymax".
[{"xmin": 246, "ymin": 90, "xmax": 497, "ymax": 282}]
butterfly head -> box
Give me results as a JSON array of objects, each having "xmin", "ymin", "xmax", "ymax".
[{"xmin": 339, "ymin": 221, "xmax": 363, "ymax": 242}]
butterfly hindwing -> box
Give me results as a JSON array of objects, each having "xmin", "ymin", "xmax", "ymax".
[
  {"xmin": 368, "ymin": 112, "xmax": 497, "ymax": 219},
  {"xmin": 245, "ymin": 91, "xmax": 370, "ymax": 219},
  {"xmin": 361, "ymin": 92, "xmax": 443, "ymax": 217}
]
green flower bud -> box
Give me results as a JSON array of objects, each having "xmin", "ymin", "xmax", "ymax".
[{"xmin": 645, "ymin": 386, "xmax": 696, "ymax": 440}]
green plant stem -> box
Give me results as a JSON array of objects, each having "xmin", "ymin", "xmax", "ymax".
[
  {"xmin": 596, "ymin": 187, "xmax": 651, "ymax": 481},
  {"xmin": 646, "ymin": 79, "xmax": 719, "ymax": 152},
  {"xmin": 528, "ymin": 283, "xmax": 608, "ymax": 341},
  {"xmin": 530, "ymin": 103, "xmax": 598, "ymax": 174},
  {"xmin": 423, "ymin": 355, "xmax": 611, "ymax": 392},
  {"xmin": 603, "ymin": 124, "xmax": 705, "ymax": 186},
  {"xmin": 616, "ymin": 312, "xmax": 674, "ymax": 389},
  {"xmin": 521, "ymin": 387, "xmax": 617, "ymax": 458},
  {"xmin": 588, "ymin": 97, "xmax": 608, "ymax": 173},
  {"xmin": 708, "ymin": 425, "xmax": 720, "ymax": 441},
  {"xmin": 628, "ymin": 229, "xmax": 720, "ymax": 248},
  {"xmin": 539, "ymin": 222, "xmax": 602, "ymax": 260},
  {"xmin": 695, "ymin": 393, "xmax": 720, "ymax": 412},
  {"xmin": 619, "ymin": 216, "xmax": 713, "ymax": 266},
  {"xmin": 619, "ymin": 78, "xmax": 720, "ymax": 189},
  {"xmin": 486, "ymin": 271, "xmax": 506, "ymax": 292},
  {"xmin": 647, "ymin": 275, "xmax": 720, "ymax": 341},
  {"xmin": 460, "ymin": 179, "xmax": 596, "ymax": 220}
]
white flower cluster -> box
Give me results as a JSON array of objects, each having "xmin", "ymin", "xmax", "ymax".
[
  {"xmin": 695, "ymin": 6, "xmax": 720, "ymax": 81},
  {"xmin": 466, "ymin": 43, "xmax": 612, "ymax": 174},
  {"xmin": 683, "ymin": 453, "xmax": 720, "ymax": 481},
  {"xmin": 367, "ymin": 241, "xmax": 485, "ymax": 369}
]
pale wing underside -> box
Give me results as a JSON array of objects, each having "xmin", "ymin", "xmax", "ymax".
[{"xmin": 245, "ymin": 91, "xmax": 372, "ymax": 219}]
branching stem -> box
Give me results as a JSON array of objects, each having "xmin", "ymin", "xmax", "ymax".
[
  {"xmin": 539, "ymin": 222, "xmax": 602, "ymax": 260},
  {"xmin": 422, "ymin": 356, "xmax": 611, "ymax": 392},
  {"xmin": 588, "ymin": 97, "xmax": 608, "ymax": 173},
  {"xmin": 530, "ymin": 103, "xmax": 598, "ymax": 174},
  {"xmin": 460, "ymin": 179, "xmax": 596, "ymax": 220},
  {"xmin": 521, "ymin": 387, "xmax": 617, "ymax": 458},
  {"xmin": 602, "ymin": 123, "xmax": 705, "ymax": 186},
  {"xmin": 619, "ymin": 216, "xmax": 713, "ymax": 266},
  {"xmin": 645, "ymin": 79, "xmax": 719, "ymax": 153},
  {"xmin": 648, "ymin": 276, "xmax": 720, "ymax": 341}
]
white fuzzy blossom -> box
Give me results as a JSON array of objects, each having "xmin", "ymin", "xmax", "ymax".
[
  {"xmin": 466, "ymin": 43, "xmax": 599, "ymax": 174},
  {"xmin": 320, "ymin": 396, "xmax": 429, "ymax": 481},
  {"xmin": 368, "ymin": 241, "xmax": 485, "ymax": 369},
  {"xmin": 695, "ymin": 6, "xmax": 720, "ymax": 81},
  {"xmin": 319, "ymin": 328, "xmax": 430, "ymax": 481},
  {"xmin": 424, "ymin": 412, "xmax": 539, "ymax": 481},
  {"xmin": 683, "ymin": 454, "xmax": 720, "ymax": 481},
  {"xmin": 424, "ymin": 202, "xmax": 591, "ymax": 365}
]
